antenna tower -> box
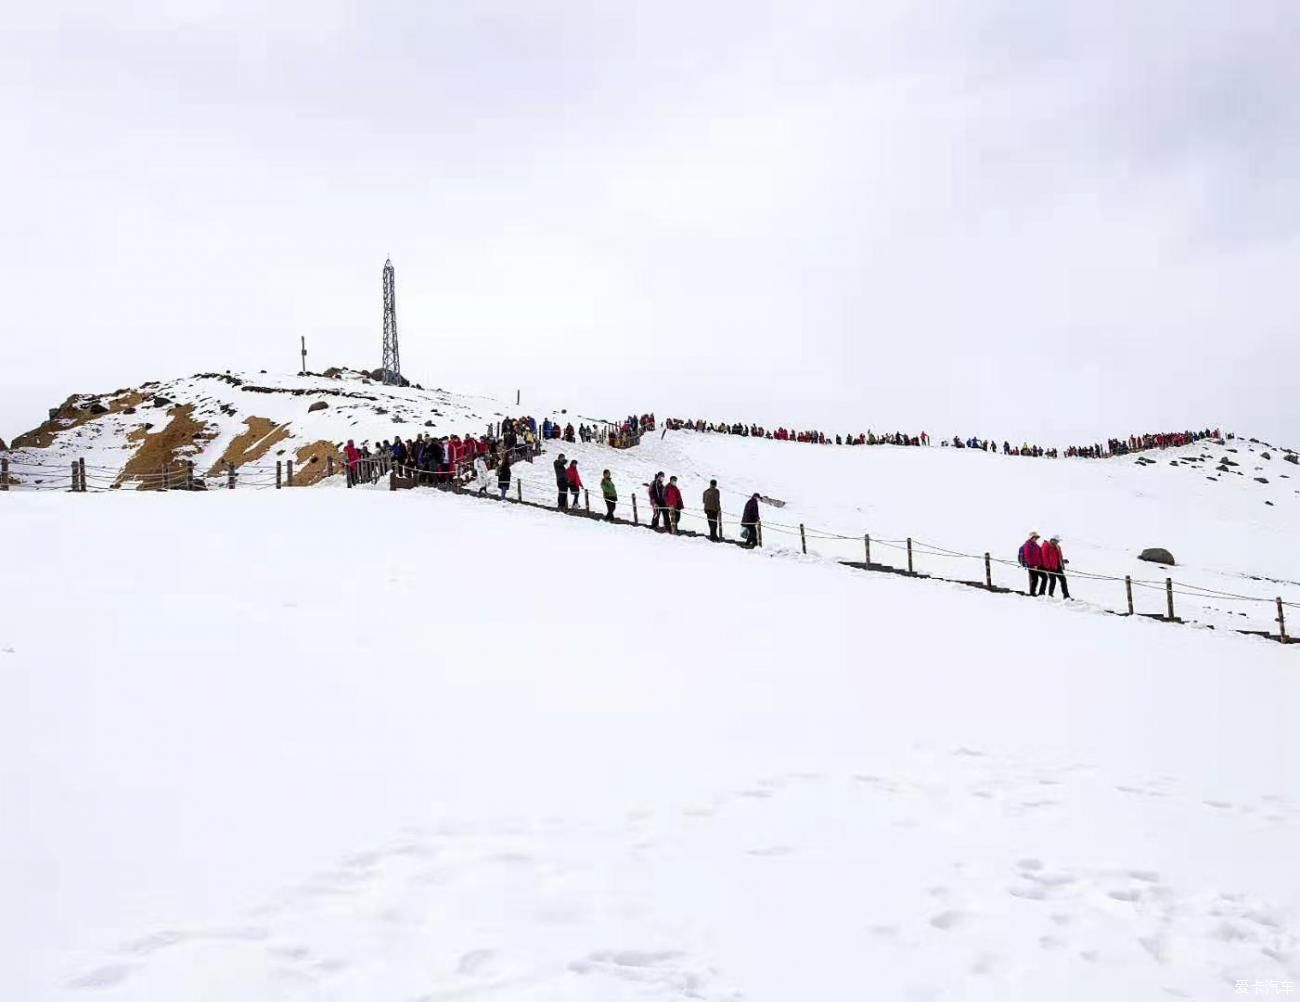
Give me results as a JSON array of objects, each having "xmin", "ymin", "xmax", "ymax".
[{"xmin": 381, "ymin": 258, "xmax": 401, "ymax": 384}]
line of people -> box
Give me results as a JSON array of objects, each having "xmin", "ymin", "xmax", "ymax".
[
  {"xmin": 549, "ymin": 454, "xmax": 763, "ymax": 546},
  {"xmin": 665, "ymin": 418, "xmax": 1227, "ymax": 462}
]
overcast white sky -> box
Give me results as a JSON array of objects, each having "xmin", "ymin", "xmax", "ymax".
[{"xmin": 2, "ymin": 0, "xmax": 1297, "ymax": 446}]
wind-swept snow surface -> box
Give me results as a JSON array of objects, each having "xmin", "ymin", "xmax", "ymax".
[{"xmin": 2, "ymin": 489, "xmax": 1297, "ymax": 1000}]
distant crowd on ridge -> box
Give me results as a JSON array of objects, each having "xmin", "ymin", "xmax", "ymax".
[{"xmin": 662, "ymin": 420, "xmax": 1225, "ymax": 460}]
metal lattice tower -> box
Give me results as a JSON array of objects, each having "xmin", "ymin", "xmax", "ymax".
[{"xmin": 381, "ymin": 258, "xmax": 401, "ymax": 384}]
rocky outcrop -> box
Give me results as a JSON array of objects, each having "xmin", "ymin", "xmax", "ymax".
[{"xmin": 1139, "ymin": 548, "xmax": 1176, "ymax": 566}]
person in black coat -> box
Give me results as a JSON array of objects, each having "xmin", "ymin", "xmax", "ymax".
[
  {"xmin": 497, "ymin": 456, "xmax": 512, "ymax": 499},
  {"xmin": 553, "ymin": 453, "xmax": 568, "ymax": 509},
  {"xmin": 741, "ymin": 493, "xmax": 761, "ymax": 547},
  {"xmin": 649, "ymin": 472, "xmax": 667, "ymax": 530}
]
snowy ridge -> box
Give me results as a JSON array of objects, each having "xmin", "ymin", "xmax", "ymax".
[{"xmin": 4, "ymin": 368, "xmax": 1300, "ymax": 636}]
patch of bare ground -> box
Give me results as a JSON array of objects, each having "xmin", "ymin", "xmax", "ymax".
[
  {"xmin": 293, "ymin": 440, "xmax": 342, "ymax": 486},
  {"xmin": 207, "ymin": 417, "xmax": 292, "ymax": 473},
  {"xmin": 11, "ymin": 390, "xmax": 147, "ymax": 450},
  {"xmin": 117, "ymin": 404, "xmax": 215, "ymax": 489}
]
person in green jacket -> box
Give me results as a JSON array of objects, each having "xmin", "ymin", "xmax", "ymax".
[{"xmin": 600, "ymin": 469, "xmax": 617, "ymax": 521}]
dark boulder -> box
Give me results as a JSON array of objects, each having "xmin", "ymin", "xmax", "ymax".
[
  {"xmin": 308, "ymin": 401, "xmax": 329, "ymax": 412},
  {"xmin": 152, "ymin": 395, "xmax": 172, "ymax": 407},
  {"xmin": 1262, "ymin": 451, "xmax": 1272, "ymax": 460},
  {"xmin": 369, "ymin": 368, "xmax": 410, "ymax": 387},
  {"xmin": 87, "ymin": 401, "xmax": 110, "ymax": 415},
  {"xmin": 1285, "ymin": 454, "xmax": 1298, "ymax": 465},
  {"xmin": 1139, "ymin": 548, "xmax": 1176, "ymax": 566},
  {"xmin": 1255, "ymin": 477, "xmax": 1269, "ymax": 484}
]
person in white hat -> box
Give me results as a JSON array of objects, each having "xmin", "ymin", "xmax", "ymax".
[{"xmin": 1041, "ymin": 535, "xmax": 1070, "ymax": 599}]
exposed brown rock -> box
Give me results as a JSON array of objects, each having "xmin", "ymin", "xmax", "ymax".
[
  {"xmin": 293, "ymin": 440, "xmax": 343, "ymax": 486},
  {"xmin": 117, "ymin": 404, "xmax": 215, "ymax": 489},
  {"xmin": 11, "ymin": 390, "xmax": 147, "ymax": 451},
  {"xmin": 207, "ymin": 417, "xmax": 292, "ymax": 473}
]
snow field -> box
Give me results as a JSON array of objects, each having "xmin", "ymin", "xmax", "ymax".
[{"xmin": 1, "ymin": 488, "xmax": 1298, "ymax": 1001}]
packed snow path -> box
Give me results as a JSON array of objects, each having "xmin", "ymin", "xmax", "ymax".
[{"xmin": 2, "ymin": 490, "xmax": 1298, "ymax": 1001}]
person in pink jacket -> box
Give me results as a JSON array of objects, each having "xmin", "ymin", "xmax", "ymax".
[
  {"xmin": 565, "ymin": 460, "xmax": 583, "ymax": 509},
  {"xmin": 1018, "ymin": 531, "xmax": 1044, "ymax": 596}
]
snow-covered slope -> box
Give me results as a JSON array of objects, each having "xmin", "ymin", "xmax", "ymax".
[
  {"xmin": 2, "ymin": 489, "xmax": 1297, "ymax": 1001},
  {"xmin": 3, "ymin": 368, "xmax": 598, "ymax": 490},
  {"xmin": 4, "ymin": 368, "xmax": 1298, "ymax": 634}
]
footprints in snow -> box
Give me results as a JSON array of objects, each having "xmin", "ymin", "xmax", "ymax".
[{"xmin": 62, "ymin": 752, "xmax": 1300, "ymax": 998}]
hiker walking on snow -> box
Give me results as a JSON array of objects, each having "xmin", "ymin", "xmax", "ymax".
[
  {"xmin": 566, "ymin": 460, "xmax": 583, "ymax": 510},
  {"xmin": 600, "ymin": 469, "xmax": 617, "ymax": 521},
  {"xmin": 665, "ymin": 476, "xmax": 684, "ymax": 534},
  {"xmin": 554, "ymin": 453, "xmax": 569, "ymax": 510},
  {"xmin": 649, "ymin": 472, "xmax": 667, "ymax": 530},
  {"xmin": 497, "ymin": 455, "xmax": 512, "ymax": 499},
  {"xmin": 703, "ymin": 479, "xmax": 722, "ymax": 541},
  {"xmin": 1041, "ymin": 534, "xmax": 1070, "ymax": 599},
  {"xmin": 1018, "ymin": 531, "xmax": 1045, "ymax": 596},
  {"xmin": 741, "ymin": 493, "xmax": 762, "ymax": 548}
]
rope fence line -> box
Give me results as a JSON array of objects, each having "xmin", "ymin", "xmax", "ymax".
[{"xmin": 4, "ymin": 452, "xmax": 1296, "ymax": 638}]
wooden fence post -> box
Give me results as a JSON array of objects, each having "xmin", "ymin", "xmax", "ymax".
[
  {"xmin": 1, "ymin": 456, "xmax": 8, "ymax": 491},
  {"xmin": 515, "ymin": 479, "xmax": 522, "ymax": 502},
  {"xmin": 186, "ymin": 461, "xmax": 194, "ymax": 490},
  {"xmin": 906, "ymin": 537, "xmax": 914, "ymax": 575},
  {"xmin": 276, "ymin": 461, "xmax": 282, "ymax": 490},
  {"xmin": 632, "ymin": 494, "xmax": 639, "ymax": 525},
  {"xmin": 162, "ymin": 465, "xmax": 170, "ymax": 491},
  {"xmin": 286, "ymin": 460, "xmax": 294, "ymax": 487},
  {"xmin": 327, "ymin": 455, "xmax": 334, "ymax": 477},
  {"xmin": 79, "ymin": 458, "xmax": 87, "ymax": 492},
  {"xmin": 984, "ymin": 552, "xmax": 992, "ymax": 589},
  {"xmin": 1278, "ymin": 598, "xmax": 1288, "ymax": 643},
  {"xmin": 800, "ymin": 523, "xmax": 807, "ymax": 554},
  {"xmin": 864, "ymin": 533, "xmax": 871, "ymax": 567},
  {"xmin": 757, "ymin": 523, "xmax": 763, "ymax": 548},
  {"xmin": 71, "ymin": 461, "xmax": 79, "ymax": 492},
  {"xmin": 584, "ymin": 489, "xmax": 590, "ymax": 512},
  {"xmin": 227, "ymin": 463, "xmax": 236, "ymax": 490},
  {"xmin": 1166, "ymin": 578, "xmax": 1175, "ymax": 620},
  {"xmin": 1125, "ymin": 575, "xmax": 1134, "ymax": 615}
]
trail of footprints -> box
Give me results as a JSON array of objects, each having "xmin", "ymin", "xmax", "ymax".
[{"xmin": 64, "ymin": 749, "xmax": 1297, "ymax": 999}]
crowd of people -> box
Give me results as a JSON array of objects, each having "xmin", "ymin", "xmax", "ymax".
[
  {"xmin": 339, "ymin": 412, "xmax": 660, "ymax": 488},
  {"xmin": 341, "ymin": 415, "xmax": 545, "ymax": 488},
  {"xmin": 540, "ymin": 413, "xmax": 656, "ymax": 449},
  {"xmin": 664, "ymin": 419, "xmax": 1225, "ymax": 461}
]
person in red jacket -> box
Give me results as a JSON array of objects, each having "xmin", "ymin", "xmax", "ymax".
[
  {"xmin": 664, "ymin": 475, "xmax": 684, "ymax": 534},
  {"xmin": 344, "ymin": 439, "xmax": 361, "ymax": 487},
  {"xmin": 1040, "ymin": 535, "xmax": 1070, "ymax": 599},
  {"xmin": 1018, "ymin": 531, "xmax": 1044, "ymax": 596},
  {"xmin": 565, "ymin": 460, "xmax": 583, "ymax": 510}
]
